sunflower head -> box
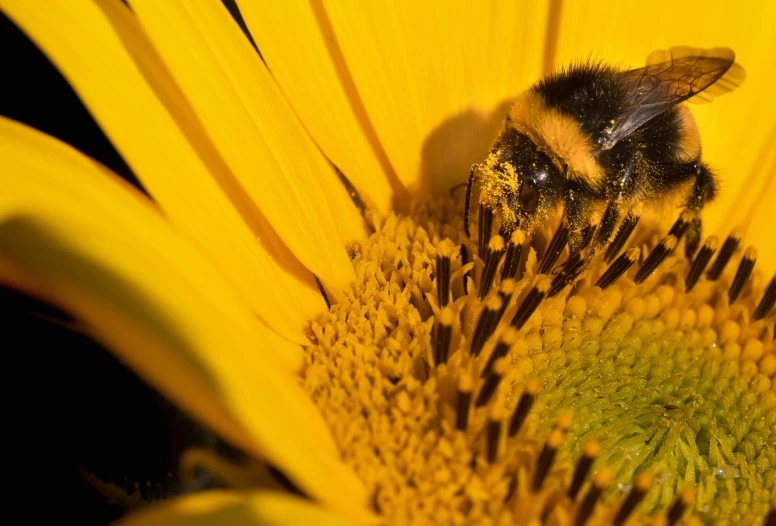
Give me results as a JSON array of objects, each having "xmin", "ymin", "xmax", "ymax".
[{"xmin": 0, "ymin": 1, "xmax": 774, "ymax": 525}]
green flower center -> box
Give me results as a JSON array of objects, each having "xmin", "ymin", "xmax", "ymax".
[{"xmin": 303, "ymin": 195, "xmax": 775, "ymax": 525}]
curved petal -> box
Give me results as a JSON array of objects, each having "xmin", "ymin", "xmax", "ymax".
[
  {"xmin": 0, "ymin": 0, "xmax": 324, "ymax": 343},
  {"xmin": 116, "ymin": 490, "xmax": 360, "ymax": 526},
  {"xmin": 237, "ymin": 0, "xmax": 408, "ymax": 214},
  {"xmin": 319, "ymin": 0, "xmax": 551, "ymax": 197},
  {"xmin": 549, "ymin": 0, "xmax": 776, "ymax": 271},
  {"xmin": 0, "ymin": 117, "xmax": 369, "ymax": 518},
  {"xmin": 126, "ymin": 0, "xmax": 363, "ymax": 288}
]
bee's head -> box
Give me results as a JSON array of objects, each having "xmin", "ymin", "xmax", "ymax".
[{"xmin": 483, "ymin": 129, "xmax": 564, "ymax": 231}]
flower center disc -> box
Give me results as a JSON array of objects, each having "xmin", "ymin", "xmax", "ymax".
[{"xmin": 303, "ymin": 195, "xmax": 775, "ymax": 525}]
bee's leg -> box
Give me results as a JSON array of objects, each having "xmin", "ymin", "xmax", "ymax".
[
  {"xmin": 548, "ymin": 198, "xmax": 619, "ymax": 293},
  {"xmin": 464, "ymin": 164, "xmax": 476, "ymax": 238},
  {"xmin": 683, "ymin": 163, "xmax": 718, "ymax": 258},
  {"xmin": 563, "ymin": 186, "xmax": 589, "ymax": 253},
  {"xmin": 595, "ymin": 199, "xmax": 621, "ymax": 251}
]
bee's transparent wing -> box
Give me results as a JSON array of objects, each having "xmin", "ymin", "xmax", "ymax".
[{"xmin": 599, "ymin": 47, "xmax": 745, "ymax": 151}]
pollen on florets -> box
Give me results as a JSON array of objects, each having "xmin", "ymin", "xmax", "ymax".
[{"xmin": 303, "ymin": 192, "xmax": 775, "ymax": 526}]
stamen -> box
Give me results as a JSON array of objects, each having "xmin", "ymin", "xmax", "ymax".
[
  {"xmin": 765, "ymin": 505, "xmax": 775, "ymax": 526},
  {"xmin": 481, "ymin": 328, "xmax": 517, "ymax": 378},
  {"xmin": 436, "ymin": 241, "xmax": 453, "ymax": 308},
  {"xmin": 634, "ymin": 236, "xmax": 677, "ymax": 284},
  {"xmin": 575, "ymin": 469, "xmax": 611, "ymax": 526},
  {"xmin": 314, "ymin": 275, "xmax": 331, "ymax": 309},
  {"xmin": 667, "ymin": 210, "xmax": 694, "ymax": 243},
  {"xmin": 479, "ymin": 235, "xmax": 505, "ymax": 300},
  {"xmin": 568, "ymin": 441, "xmax": 600, "ymax": 500},
  {"xmin": 501, "ymin": 230, "xmax": 525, "ymax": 280},
  {"xmin": 596, "ymin": 248, "xmax": 640, "ymax": 289},
  {"xmin": 666, "ymin": 488, "xmax": 695, "ymax": 526},
  {"xmin": 434, "ymin": 309, "xmax": 454, "ymax": 366},
  {"xmin": 475, "ymin": 359, "xmax": 506, "ymax": 407},
  {"xmin": 549, "ymin": 251, "xmax": 585, "ymax": 297},
  {"xmin": 486, "ymin": 405, "xmax": 503, "ymax": 463},
  {"xmin": 456, "ymin": 373, "xmax": 473, "ymax": 431},
  {"xmin": 753, "ymin": 276, "xmax": 776, "ymax": 321},
  {"xmin": 478, "ymin": 203, "xmax": 494, "ymax": 261},
  {"xmin": 532, "ymin": 428, "xmax": 563, "ymax": 492},
  {"xmin": 613, "ymin": 472, "xmax": 653, "ymax": 526},
  {"xmin": 470, "ymin": 295, "xmax": 503, "ymax": 357},
  {"xmin": 495, "ymin": 279, "xmax": 516, "ymax": 324},
  {"xmin": 508, "ymin": 378, "xmax": 541, "ymax": 437},
  {"xmin": 538, "ymin": 222, "xmax": 569, "ymax": 274},
  {"xmin": 685, "ymin": 236, "xmax": 719, "ymax": 292},
  {"xmin": 510, "ymin": 278, "xmax": 551, "ymax": 330},
  {"xmin": 605, "ymin": 208, "xmax": 641, "ymax": 263},
  {"xmin": 578, "ymin": 223, "xmax": 598, "ymax": 252},
  {"xmin": 460, "ymin": 244, "xmax": 471, "ymax": 295},
  {"xmin": 728, "ymin": 246, "xmax": 757, "ymax": 303},
  {"xmin": 707, "ymin": 230, "xmax": 742, "ymax": 280}
]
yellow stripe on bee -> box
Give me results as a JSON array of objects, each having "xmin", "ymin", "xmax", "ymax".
[{"xmin": 508, "ymin": 91, "xmax": 604, "ymax": 188}]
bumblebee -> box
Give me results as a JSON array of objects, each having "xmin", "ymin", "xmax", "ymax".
[{"xmin": 466, "ymin": 46, "xmax": 745, "ymax": 262}]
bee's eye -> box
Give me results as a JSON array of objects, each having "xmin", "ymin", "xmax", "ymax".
[{"xmin": 520, "ymin": 179, "xmax": 539, "ymax": 212}]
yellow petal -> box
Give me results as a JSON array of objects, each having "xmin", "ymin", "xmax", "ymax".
[
  {"xmin": 0, "ymin": 0, "xmax": 324, "ymax": 343},
  {"xmin": 126, "ymin": 0, "xmax": 363, "ymax": 288},
  {"xmin": 0, "ymin": 117, "xmax": 369, "ymax": 518},
  {"xmin": 726, "ymin": 125, "xmax": 775, "ymax": 276},
  {"xmin": 116, "ymin": 490, "xmax": 359, "ymax": 526},
  {"xmin": 236, "ymin": 0, "xmax": 409, "ymax": 214},
  {"xmin": 550, "ymin": 0, "xmax": 776, "ymax": 272},
  {"xmin": 320, "ymin": 0, "xmax": 551, "ymax": 197}
]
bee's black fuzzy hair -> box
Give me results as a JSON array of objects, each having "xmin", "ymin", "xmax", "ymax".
[{"xmin": 532, "ymin": 60, "xmax": 631, "ymax": 139}]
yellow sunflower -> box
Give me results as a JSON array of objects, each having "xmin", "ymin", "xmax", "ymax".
[{"xmin": 1, "ymin": 1, "xmax": 774, "ymax": 525}]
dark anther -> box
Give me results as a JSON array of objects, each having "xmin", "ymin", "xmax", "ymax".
[
  {"xmin": 578, "ymin": 223, "xmax": 597, "ymax": 252},
  {"xmin": 613, "ymin": 473, "xmax": 653, "ymax": 526},
  {"xmin": 575, "ymin": 470, "xmax": 610, "ymax": 526},
  {"xmin": 548, "ymin": 251, "xmax": 585, "ymax": 298},
  {"xmin": 667, "ymin": 210, "xmax": 693, "ymax": 242},
  {"xmin": 460, "ymin": 245, "xmax": 471, "ymax": 295},
  {"xmin": 475, "ymin": 360, "xmax": 505, "ymax": 408},
  {"xmin": 470, "ymin": 296, "xmax": 502, "ymax": 357},
  {"xmin": 510, "ymin": 279, "xmax": 550, "ymax": 330},
  {"xmin": 456, "ymin": 374, "xmax": 473, "ymax": 431},
  {"xmin": 333, "ymin": 164, "xmax": 367, "ymax": 216},
  {"xmin": 486, "ymin": 417, "xmax": 502, "ymax": 463},
  {"xmin": 478, "ymin": 204, "xmax": 494, "ymax": 261},
  {"xmin": 532, "ymin": 429, "xmax": 562, "ymax": 492},
  {"xmin": 313, "ymin": 275, "xmax": 331, "ymax": 309},
  {"xmin": 596, "ymin": 247, "xmax": 640, "ymax": 289},
  {"xmin": 604, "ymin": 209, "xmax": 641, "ymax": 263},
  {"xmin": 707, "ymin": 230, "xmax": 741, "ymax": 280},
  {"xmin": 666, "ymin": 488, "xmax": 695, "ymax": 526},
  {"xmin": 765, "ymin": 506, "xmax": 775, "ymax": 526},
  {"xmin": 504, "ymin": 474, "xmax": 518, "ymax": 502},
  {"xmin": 495, "ymin": 279, "xmax": 515, "ymax": 324},
  {"xmin": 479, "ymin": 235, "xmax": 505, "ymax": 300},
  {"xmin": 434, "ymin": 310, "xmax": 454, "ymax": 366},
  {"xmin": 728, "ymin": 246, "xmax": 757, "ymax": 303},
  {"xmin": 501, "ymin": 230, "xmax": 525, "ymax": 280},
  {"xmin": 685, "ymin": 236, "xmax": 718, "ymax": 292},
  {"xmin": 753, "ymin": 276, "xmax": 776, "ymax": 321},
  {"xmin": 508, "ymin": 379, "xmax": 540, "ymax": 437},
  {"xmin": 436, "ymin": 243, "xmax": 452, "ymax": 308},
  {"xmin": 481, "ymin": 329, "xmax": 516, "ymax": 378},
  {"xmin": 634, "ymin": 236, "xmax": 677, "ymax": 284},
  {"xmin": 538, "ymin": 222, "xmax": 569, "ymax": 274},
  {"xmin": 568, "ymin": 441, "xmax": 600, "ymax": 500}
]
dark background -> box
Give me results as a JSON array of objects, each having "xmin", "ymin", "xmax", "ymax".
[{"xmin": 0, "ymin": 2, "xmax": 255, "ymax": 523}]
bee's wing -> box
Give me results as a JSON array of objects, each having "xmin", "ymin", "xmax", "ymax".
[{"xmin": 600, "ymin": 47, "xmax": 745, "ymax": 151}]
